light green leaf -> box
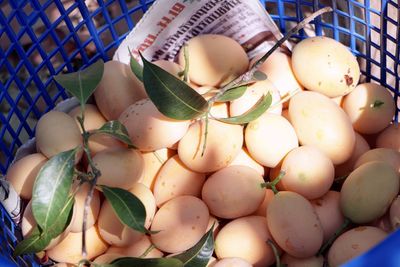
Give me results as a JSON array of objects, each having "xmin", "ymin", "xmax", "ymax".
[
  {"xmin": 101, "ymin": 186, "xmax": 148, "ymax": 234},
  {"xmin": 54, "ymin": 59, "xmax": 104, "ymax": 106},
  {"xmin": 216, "ymin": 85, "xmax": 248, "ymax": 102},
  {"xmin": 32, "ymin": 148, "xmax": 77, "ymax": 231},
  {"xmin": 92, "ymin": 120, "xmax": 134, "ymax": 147},
  {"xmin": 172, "ymin": 225, "xmax": 214, "ymax": 267},
  {"xmin": 216, "ymin": 93, "xmax": 272, "ymax": 124},
  {"xmin": 141, "ymin": 54, "xmax": 208, "ymax": 120},
  {"xmin": 130, "ymin": 51, "xmax": 143, "ymax": 82}
]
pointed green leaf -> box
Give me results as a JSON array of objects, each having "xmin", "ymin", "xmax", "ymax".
[
  {"xmin": 92, "ymin": 120, "xmax": 134, "ymax": 147},
  {"xmin": 108, "ymin": 257, "xmax": 184, "ymax": 267},
  {"xmin": 100, "ymin": 186, "xmax": 148, "ymax": 234},
  {"xmin": 32, "ymin": 148, "xmax": 77, "ymax": 231},
  {"xmin": 253, "ymin": 70, "xmax": 268, "ymax": 81},
  {"xmin": 172, "ymin": 226, "xmax": 214, "ymax": 267},
  {"xmin": 14, "ymin": 196, "xmax": 74, "ymax": 256},
  {"xmin": 141, "ymin": 54, "xmax": 208, "ymax": 120},
  {"xmin": 216, "ymin": 93, "xmax": 272, "ymax": 125},
  {"xmin": 54, "ymin": 59, "xmax": 104, "ymax": 106},
  {"xmin": 216, "ymin": 85, "xmax": 248, "ymax": 102},
  {"xmin": 130, "ymin": 51, "xmax": 143, "ymax": 82}
]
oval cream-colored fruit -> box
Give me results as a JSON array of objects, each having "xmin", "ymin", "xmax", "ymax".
[
  {"xmin": 245, "ymin": 114, "xmax": 298, "ymax": 168},
  {"xmin": 94, "ymin": 60, "xmax": 146, "ymax": 120},
  {"xmin": 354, "ymin": 148, "xmax": 400, "ymax": 173},
  {"xmin": 390, "ymin": 196, "xmax": 400, "ymax": 230},
  {"xmin": 342, "ymin": 83, "xmax": 396, "ymax": 134},
  {"xmin": 252, "ymin": 189, "xmax": 275, "ymax": 217},
  {"xmin": 36, "ymin": 111, "xmax": 83, "ymax": 159},
  {"xmin": 376, "ymin": 124, "xmax": 400, "ymax": 152},
  {"xmin": 292, "ymin": 36, "xmax": 360, "ymax": 97},
  {"xmin": 281, "ymin": 254, "xmax": 324, "ymax": 267},
  {"xmin": 202, "ymin": 166, "xmax": 265, "ymax": 219},
  {"xmin": 230, "ymin": 80, "xmax": 282, "ymax": 117},
  {"xmin": 341, "ymin": 161, "xmax": 399, "ymax": 224},
  {"xmin": 289, "ymin": 91, "xmax": 355, "ymax": 164},
  {"xmin": 47, "ymin": 225, "xmax": 108, "ymax": 263},
  {"xmin": 107, "ymin": 235, "xmax": 163, "ymax": 258},
  {"xmin": 335, "ymin": 132, "xmax": 370, "ymax": 177},
  {"xmin": 178, "ymin": 119, "xmax": 243, "ymax": 173},
  {"xmin": 228, "ymin": 147, "xmax": 265, "ymax": 176},
  {"xmin": 311, "ymin": 191, "xmax": 345, "ymax": 242},
  {"xmin": 129, "ymin": 183, "xmax": 156, "ymax": 228},
  {"xmin": 150, "ymin": 196, "xmax": 209, "ymax": 253},
  {"xmin": 278, "ymin": 146, "xmax": 334, "ymax": 200},
  {"xmin": 267, "ymin": 191, "xmax": 323, "ymax": 258},
  {"xmin": 6, "ymin": 153, "xmax": 47, "ymax": 199},
  {"xmin": 179, "ymin": 34, "xmax": 248, "ymax": 87},
  {"xmin": 214, "ymin": 258, "xmax": 252, "ymax": 267},
  {"xmin": 153, "ymin": 155, "xmax": 206, "ymax": 207},
  {"xmin": 120, "ymin": 99, "xmax": 190, "ymax": 151},
  {"xmin": 91, "ymin": 148, "xmax": 144, "ymax": 190},
  {"xmin": 215, "ymin": 216, "xmax": 275, "ymax": 267},
  {"xmin": 328, "ymin": 226, "xmax": 387, "ymax": 267},
  {"xmin": 93, "ymin": 253, "xmax": 123, "ymax": 264},
  {"xmin": 153, "ymin": 60, "xmax": 183, "ymax": 77}
]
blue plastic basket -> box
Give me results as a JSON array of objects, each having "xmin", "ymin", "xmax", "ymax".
[{"xmin": 0, "ymin": 0, "xmax": 399, "ymax": 266}]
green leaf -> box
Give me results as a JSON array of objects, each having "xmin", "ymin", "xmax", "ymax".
[
  {"xmin": 108, "ymin": 257, "xmax": 184, "ymax": 267},
  {"xmin": 252, "ymin": 70, "xmax": 268, "ymax": 81},
  {"xmin": 141, "ymin": 54, "xmax": 208, "ymax": 120},
  {"xmin": 92, "ymin": 120, "xmax": 134, "ymax": 147},
  {"xmin": 172, "ymin": 226, "xmax": 214, "ymax": 267},
  {"xmin": 130, "ymin": 51, "xmax": 143, "ymax": 82},
  {"xmin": 216, "ymin": 85, "xmax": 248, "ymax": 102},
  {"xmin": 216, "ymin": 93, "xmax": 272, "ymax": 125},
  {"xmin": 101, "ymin": 186, "xmax": 148, "ymax": 234},
  {"xmin": 32, "ymin": 148, "xmax": 77, "ymax": 231},
  {"xmin": 54, "ymin": 59, "xmax": 104, "ymax": 106},
  {"xmin": 14, "ymin": 196, "xmax": 74, "ymax": 256}
]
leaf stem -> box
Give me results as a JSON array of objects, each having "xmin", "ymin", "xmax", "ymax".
[
  {"xmin": 201, "ymin": 109, "xmax": 211, "ymax": 157},
  {"xmin": 267, "ymin": 239, "xmax": 281, "ymax": 267},
  {"xmin": 139, "ymin": 244, "xmax": 156, "ymax": 258},
  {"xmin": 317, "ymin": 218, "xmax": 351, "ymax": 256},
  {"xmin": 179, "ymin": 44, "xmax": 190, "ymax": 83},
  {"xmin": 261, "ymin": 171, "xmax": 285, "ymax": 194}
]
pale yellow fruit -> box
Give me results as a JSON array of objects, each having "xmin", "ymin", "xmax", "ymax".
[
  {"xmin": 267, "ymin": 191, "xmax": 323, "ymax": 258},
  {"xmin": 129, "ymin": 183, "xmax": 156, "ymax": 228},
  {"xmin": 153, "ymin": 60, "xmax": 183, "ymax": 77},
  {"xmin": 140, "ymin": 148, "xmax": 176, "ymax": 190},
  {"xmin": 179, "ymin": 34, "xmax": 249, "ymax": 86},
  {"xmin": 311, "ymin": 191, "xmax": 345, "ymax": 242},
  {"xmin": 150, "ymin": 196, "xmax": 209, "ymax": 253},
  {"xmin": 292, "ymin": 36, "xmax": 360, "ymax": 97},
  {"xmin": 331, "ymin": 96, "xmax": 344, "ymax": 106},
  {"xmin": 153, "ymin": 155, "xmax": 206, "ymax": 207},
  {"xmin": 47, "ymin": 225, "xmax": 108, "ymax": 264},
  {"xmin": 68, "ymin": 104, "xmax": 125, "ymax": 154},
  {"xmin": 328, "ymin": 226, "xmax": 387, "ymax": 267},
  {"xmin": 335, "ymin": 132, "xmax": 370, "ymax": 177},
  {"xmin": 289, "ymin": 91, "xmax": 355, "ymax": 164},
  {"xmin": 214, "ymin": 258, "xmax": 252, "ymax": 267},
  {"xmin": 202, "ymin": 166, "xmax": 265, "ymax": 219},
  {"xmin": 119, "ymin": 99, "xmax": 190, "ymax": 151},
  {"xmin": 342, "ymin": 83, "xmax": 396, "ymax": 134},
  {"xmin": 230, "ymin": 80, "xmax": 282, "ymax": 117},
  {"xmin": 376, "ymin": 124, "xmax": 400, "ymax": 152},
  {"xmin": 215, "ymin": 216, "xmax": 275, "ymax": 267},
  {"xmin": 390, "ymin": 196, "xmax": 400, "ymax": 229},
  {"xmin": 36, "ymin": 111, "xmax": 83, "ymax": 159},
  {"xmin": 107, "ymin": 235, "xmax": 163, "ymax": 258},
  {"xmin": 278, "ymin": 145, "xmax": 334, "ymax": 200},
  {"xmin": 6, "ymin": 153, "xmax": 47, "ymax": 199},
  {"xmin": 92, "ymin": 253, "xmax": 123, "ymax": 264},
  {"xmin": 90, "ymin": 148, "xmax": 144, "ymax": 190},
  {"xmin": 354, "ymin": 148, "xmax": 400, "ymax": 173},
  {"xmin": 281, "ymin": 254, "xmax": 324, "ymax": 267},
  {"xmin": 252, "ymin": 189, "xmax": 275, "ymax": 217},
  {"xmin": 70, "ymin": 183, "xmax": 100, "ymax": 233},
  {"xmin": 245, "ymin": 114, "xmax": 298, "ymax": 168},
  {"xmin": 178, "ymin": 119, "xmax": 243, "ymax": 173},
  {"xmin": 228, "ymin": 147, "xmax": 264, "ymax": 176},
  {"xmin": 94, "ymin": 60, "xmax": 146, "ymax": 120}
]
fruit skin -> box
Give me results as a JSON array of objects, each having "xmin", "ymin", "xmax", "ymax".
[
  {"xmin": 292, "ymin": 36, "xmax": 360, "ymax": 97},
  {"xmin": 376, "ymin": 124, "xmax": 400, "ymax": 152},
  {"xmin": 328, "ymin": 226, "xmax": 387, "ymax": 267},
  {"xmin": 354, "ymin": 148, "xmax": 400, "ymax": 173},
  {"xmin": 280, "ymin": 253, "xmax": 324, "ymax": 267},
  {"xmin": 340, "ymin": 161, "xmax": 400, "ymax": 224},
  {"xmin": 389, "ymin": 196, "xmax": 400, "ymax": 230},
  {"xmin": 267, "ymin": 191, "xmax": 323, "ymax": 258},
  {"xmin": 214, "ymin": 257, "xmax": 253, "ymax": 267}
]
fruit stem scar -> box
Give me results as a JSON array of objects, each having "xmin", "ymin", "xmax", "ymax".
[{"xmin": 370, "ymin": 100, "xmax": 385, "ymax": 108}]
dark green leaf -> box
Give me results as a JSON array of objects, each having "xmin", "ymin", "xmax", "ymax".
[
  {"xmin": 54, "ymin": 59, "xmax": 104, "ymax": 106},
  {"xmin": 253, "ymin": 70, "xmax": 268, "ymax": 81},
  {"xmin": 141, "ymin": 54, "xmax": 208, "ymax": 120},
  {"xmin": 216, "ymin": 85, "xmax": 248, "ymax": 102},
  {"xmin": 92, "ymin": 120, "xmax": 134, "ymax": 147},
  {"xmin": 172, "ymin": 226, "xmax": 214, "ymax": 267},
  {"xmin": 216, "ymin": 93, "xmax": 272, "ymax": 124},
  {"xmin": 14, "ymin": 196, "xmax": 74, "ymax": 256},
  {"xmin": 107, "ymin": 257, "xmax": 183, "ymax": 267},
  {"xmin": 130, "ymin": 51, "xmax": 143, "ymax": 82},
  {"xmin": 32, "ymin": 148, "xmax": 77, "ymax": 231},
  {"xmin": 101, "ymin": 186, "xmax": 148, "ymax": 234}
]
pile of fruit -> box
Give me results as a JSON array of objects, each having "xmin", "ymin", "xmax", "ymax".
[{"xmin": 5, "ymin": 32, "xmax": 399, "ymax": 267}]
